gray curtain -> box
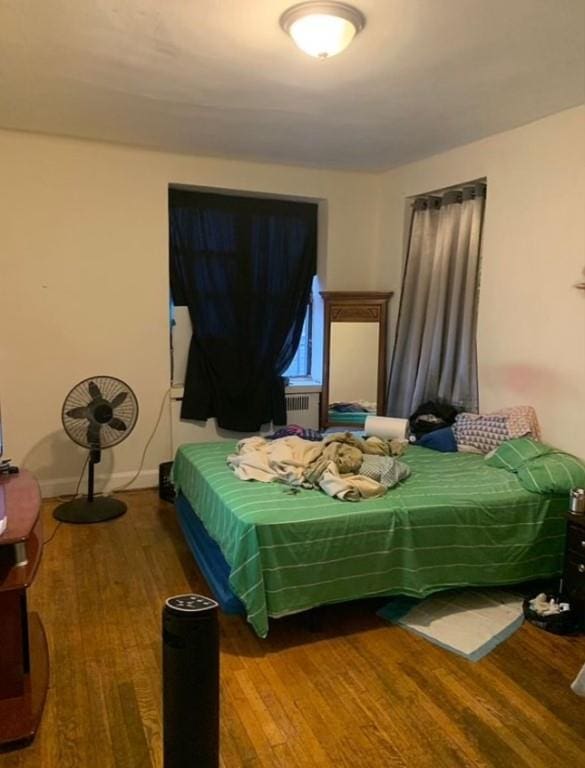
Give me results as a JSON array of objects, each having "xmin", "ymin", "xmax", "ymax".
[{"xmin": 387, "ymin": 183, "xmax": 486, "ymax": 418}]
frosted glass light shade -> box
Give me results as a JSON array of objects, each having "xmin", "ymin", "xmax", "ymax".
[
  {"xmin": 280, "ymin": 2, "xmax": 365, "ymax": 59},
  {"xmin": 289, "ymin": 13, "xmax": 356, "ymax": 58}
]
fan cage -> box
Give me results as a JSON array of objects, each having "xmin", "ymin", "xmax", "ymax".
[{"xmin": 62, "ymin": 375, "xmax": 139, "ymax": 449}]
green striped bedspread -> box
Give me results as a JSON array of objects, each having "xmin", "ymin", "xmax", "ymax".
[{"xmin": 172, "ymin": 442, "xmax": 566, "ymax": 638}]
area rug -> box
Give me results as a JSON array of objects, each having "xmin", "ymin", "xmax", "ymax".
[{"xmin": 377, "ymin": 589, "xmax": 524, "ymax": 661}]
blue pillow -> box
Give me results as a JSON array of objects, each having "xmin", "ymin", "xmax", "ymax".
[{"xmin": 417, "ymin": 427, "xmax": 457, "ymax": 453}]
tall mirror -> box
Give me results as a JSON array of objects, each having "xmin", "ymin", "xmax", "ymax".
[{"xmin": 320, "ymin": 292, "xmax": 392, "ymax": 429}]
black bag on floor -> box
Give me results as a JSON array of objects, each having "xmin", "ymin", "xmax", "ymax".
[{"xmin": 409, "ymin": 401, "xmax": 460, "ymax": 440}]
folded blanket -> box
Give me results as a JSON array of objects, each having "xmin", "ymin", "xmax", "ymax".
[
  {"xmin": 454, "ymin": 406, "xmax": 541, "ymax": 453},
  {"xmin": 360, "ymin": 455, "xmax": 411, "ymax": 489}
]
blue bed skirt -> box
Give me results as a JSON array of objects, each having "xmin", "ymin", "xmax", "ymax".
[{"xmin": 175, "ymin": 492, "xmax": 245, "ymax": 615}]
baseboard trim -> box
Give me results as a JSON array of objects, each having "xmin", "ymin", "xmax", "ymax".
[{"xmin": 39, "ymin": 469, "xmax": 160, "ymax": 500}]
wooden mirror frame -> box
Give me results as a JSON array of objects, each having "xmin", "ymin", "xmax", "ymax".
[{"xmin": 320, "ymin": 291, "xmax": 393, "ymax": 429}]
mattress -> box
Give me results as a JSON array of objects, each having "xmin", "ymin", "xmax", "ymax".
[
  {"xmin": 172, "ymin": 441, "xmax": 566, "ymax": 637},
  {"xmin": 175, "ymin": 492, "xmax": 245, "ymax": 615}
]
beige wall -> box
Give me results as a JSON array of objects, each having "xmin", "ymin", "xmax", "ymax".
[
  {"xmin": 1, "ymin": 105, "xmax": 583, "ymax": 496},
  {"xmin": 376, "ymin": 106, "xmax": 585, "ymax": 458},
  {"xmin": 0, "ymin": 130, "xmax": 381, "ymax": 495}
]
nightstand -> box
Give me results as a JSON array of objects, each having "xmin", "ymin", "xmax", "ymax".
[{"xmin": 563, "ymin": 513, "xmax": 585, "ymax": 620}]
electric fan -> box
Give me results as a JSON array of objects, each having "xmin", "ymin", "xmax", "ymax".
[{"xmin": 54, "ymin": 376, "xmax": 139, "ymax": 524}]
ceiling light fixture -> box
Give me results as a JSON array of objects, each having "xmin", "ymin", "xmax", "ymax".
[{"xmin": 280, "ymin": 1, "xmax": 366, "ymax": 59}]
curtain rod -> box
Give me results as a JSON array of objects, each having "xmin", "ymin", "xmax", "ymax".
[{"xmin": 411, "ymin": 182, "xmax": 487, "ymax": 208}]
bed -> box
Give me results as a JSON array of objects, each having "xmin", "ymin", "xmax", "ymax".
[{"xmin": 172, "ymin": 441, "xmax": 566, "ymax": 637}]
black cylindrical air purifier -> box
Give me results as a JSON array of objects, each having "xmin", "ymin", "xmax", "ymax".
[{"xmin": 162, "ymin": 594, "xmax": 220, "ymax": 768}]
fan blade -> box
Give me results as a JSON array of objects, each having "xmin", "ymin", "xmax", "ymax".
[
  {"xmin": 109, "ymin": 418, "xmax": 127, "ymax": 432},
  {"xmin": 110, "ymin": 391, "xmax": 128, "ymax": 408},
  {"xmin": 66, "ymin": 406, "xmax": 89, "ymax": 420},
  {"xmin": 87, "ymin": 423, "xmax": 101, "ymax": 447},
  {"xmin": 88, "ymin": 381, "xmax": 102, "ymax": 400}
]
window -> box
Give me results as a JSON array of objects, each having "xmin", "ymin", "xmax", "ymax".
[
  {"xmin": 284, "ymin": 302, "xmax": 312, "ymax": 378},
  {"xmin": 169, "ymin": 188, "xmax": 318, "ymax": 430}
]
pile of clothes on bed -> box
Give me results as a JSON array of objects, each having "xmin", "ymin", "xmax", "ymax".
[{"xmin": 227, "ymin": 432, "xmax": 410, "ymax": 501}]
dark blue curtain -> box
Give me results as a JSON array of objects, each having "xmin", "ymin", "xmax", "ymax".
[{"xmin": 169, "ymin": 189, "xmax": 317, "ymax": 431}]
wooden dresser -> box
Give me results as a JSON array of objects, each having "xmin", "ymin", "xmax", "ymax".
[
  {"xmin": 0, "ymin": 470, "xmax": 48, "ymax": 747},
  {"xmin": 564, "ymin": 512, "xmax": 585, "ymax": 620}
]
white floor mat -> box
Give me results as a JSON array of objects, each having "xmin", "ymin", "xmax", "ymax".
[{"xmin": 397, "ymin": 589, "xmax": 524, "ymax": 661}]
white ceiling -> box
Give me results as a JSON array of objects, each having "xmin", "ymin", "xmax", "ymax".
[{"xmin": 0, "ymin": 0, "xmax": 583, "ymax": 171}]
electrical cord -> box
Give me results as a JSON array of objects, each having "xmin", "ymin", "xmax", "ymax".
[
  {"xmin": 54, "ymin": 453, "xmax": 90, "ymax": 503},
  {"xmin": 43, "ymin": 520, "xmax": 62, "ymax": 546},
  {"xmin": 75, "ymin": 453, "xmax": 90, "ymax": 496},
  {"xmin": 112, "ymin": 387, "xmax": 170, "ymax": 493},
  {"xmin": 45, "ymin": 454, "xmax": 90, "ymax": 545}
]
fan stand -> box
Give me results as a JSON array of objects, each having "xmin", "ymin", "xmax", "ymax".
[{"xmin": 53, "ymin": 449, "xmax": 127, "ymax": 524}]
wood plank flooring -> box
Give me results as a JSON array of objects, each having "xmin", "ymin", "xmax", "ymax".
[{"xmin": 1, "ymin": 490, "xmax": 584, "ymax": 767}]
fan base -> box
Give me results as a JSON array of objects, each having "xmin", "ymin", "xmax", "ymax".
[{"xmin": 53, "ymin": 496, "xmax": 127, "ymax": 524}]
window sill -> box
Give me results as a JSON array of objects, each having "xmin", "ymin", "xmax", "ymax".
[
  {"xmin": 172, "ymin": 382, "xmax": 322, "ymax": 399},
  {"xmin": 285, "ymin": 379, "xmax": 322, "ymax": 394}
]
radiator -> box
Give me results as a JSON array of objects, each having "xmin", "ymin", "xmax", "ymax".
[
  {"xmin": 170, "ymin": 388, "xmax": 320, "ymax": 456},
  {"xmin": 285, "ymin": 391, "xmax": 320, "ymax": 430}
]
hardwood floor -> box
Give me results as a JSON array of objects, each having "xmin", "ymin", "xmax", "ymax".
[{"xmin": 1, "ymin": 489, "xmax": 584, "ymax": 767}]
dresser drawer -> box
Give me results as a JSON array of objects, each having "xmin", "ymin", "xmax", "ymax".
[
  {"xmin": 567, "ymin": 523, "xmax": 585, "ymax": 557},
  {"xmin": 564, "ymin": 556, "xmax": 585, "ymax": 600}
]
